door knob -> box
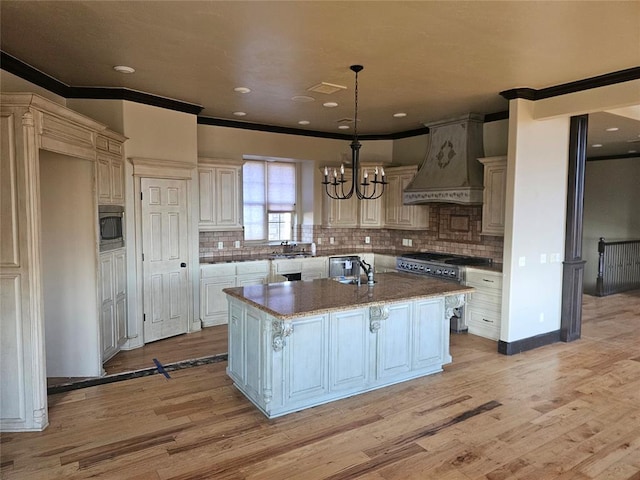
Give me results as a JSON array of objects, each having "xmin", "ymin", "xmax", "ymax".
[{"xmin": 180, "ymin": 262, "xmax": 187, "ymax": 268}]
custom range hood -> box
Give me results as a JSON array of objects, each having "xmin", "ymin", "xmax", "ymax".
[{"xmin": 403, "ymin": 113, "xmax": 485, "ymax": 205}]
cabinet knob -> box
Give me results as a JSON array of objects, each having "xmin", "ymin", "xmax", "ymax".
[{"xmin": 180, "ymin": 262, "xmax": 187, "ymax": 268}]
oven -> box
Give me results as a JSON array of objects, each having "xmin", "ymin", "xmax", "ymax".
[{"xmin": 396, "ymin": 252, "xmax": 492, "ymax": 333}]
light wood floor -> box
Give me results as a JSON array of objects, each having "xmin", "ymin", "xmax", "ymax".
[{"xmin": 3, "ymin": 291, "xmax": 639, "ymax": 479}]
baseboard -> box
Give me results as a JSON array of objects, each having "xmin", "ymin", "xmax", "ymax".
[{"xmin": 498, "ymin": 330, "xmax": 561, "ymax": 355}]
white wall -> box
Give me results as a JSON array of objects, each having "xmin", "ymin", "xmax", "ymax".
[
  {"xmin": 502, "ymin": 99, "xmax": 570, "ymax": 342},
  {"xmin": 122, "ymin": 102, "xmax": 200, "ymax": 348},
  {"xmin": 583, "ymin": 157, "xmax": 640, "ymax": 293},
  {"xmin": 39, "ymin": 151, "xmax": 101, "ymax": 377},
  {"xmin": 0, "ymin": 70, "xmax": 66, "ymax": 105}
]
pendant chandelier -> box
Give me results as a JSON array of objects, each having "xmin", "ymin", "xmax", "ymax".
[{"xmin": 322, "ymin": 65, "xmax": 387, "ymax": 200}]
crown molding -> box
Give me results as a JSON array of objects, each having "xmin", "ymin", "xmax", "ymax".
[{"xmin": 501, "ymin": 66, "xmax": 640, "ymax": 101}]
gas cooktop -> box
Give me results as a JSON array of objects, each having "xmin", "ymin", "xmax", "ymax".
[{"xmin": 396, "ymin": 252, "xmax": 492, "ymax": 281}]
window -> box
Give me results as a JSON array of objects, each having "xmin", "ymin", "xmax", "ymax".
[{"xmin": 243, "ymin": 160, "xmax": 296, "ymax": 242}]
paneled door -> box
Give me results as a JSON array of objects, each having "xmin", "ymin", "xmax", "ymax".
[{"xmin": 141, "ymin": 178, "xmax": 189, "ymax": 342}]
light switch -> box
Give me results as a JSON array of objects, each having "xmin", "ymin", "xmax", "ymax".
[
  {"xmin": 330, "ymin": 237, "xmax": 335, "ymax": 245},
  {"xmin": 317, "ymin": 238, "xmax": 322, "ymax": 245},
  {"xmin": 518, "ymin": 256, "xmax": 526, "ymax": 267},
  {"xmin": 234, "ymin": 240, "xmax": 240, "ymax": 248},
  {"xmin": 217, "ymin": 241, "xmax": 224, "ymax": 249},
  {"xmin": 365, "ymin": 236, "xmax": 370, "ymax": 244}
]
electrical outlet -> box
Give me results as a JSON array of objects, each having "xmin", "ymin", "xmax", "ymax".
[
  {"xmin": 365, "ymin": 236, "xmax": 370, "ymax": 244},
  {"xmin": 402, "ymin": 238, "xmax": 408, "ymax": 246},
  {"xmin": 408, "ymin": 239, "xmax": 413, "ymax": 247},
  {"xmin": 518, "ymin": 256, "xmax": 526, "ymax": 267},
  {"xmin": 217, "ymin": 241, "xmax": 224, "ymax": 249},
  {"xmin": 540, "ymin": 253, "xmax": 547, "ymax": 264},
  {"xmin": 329, "ymin": 237, "xmax": 335, "ymax": 245},
  {"xmin": 317, "ymin": 238, "xmax": 322, "ymax": 245},
  {"xmin": 234, "ymin": 240, "xmax": 240, "ymax": 248}
]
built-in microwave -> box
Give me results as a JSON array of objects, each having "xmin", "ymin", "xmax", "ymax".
[{"xmin": 98, "ymin": 205, "xmax": 124, "ymax": 251}]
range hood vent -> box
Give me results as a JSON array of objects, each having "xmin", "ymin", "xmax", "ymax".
[{"xmin": 403, "ymin": 113, "xmax": 485, "ymax": 205}]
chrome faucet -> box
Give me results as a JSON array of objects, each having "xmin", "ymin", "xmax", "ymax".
[{"xmin": 358, "ymin": 258, "xmax": 375, "ymax": 286}]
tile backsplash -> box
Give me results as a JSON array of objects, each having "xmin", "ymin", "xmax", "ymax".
[{"xmin": 200, "ymin": 204, "xmax": 504, "ymax": 263}]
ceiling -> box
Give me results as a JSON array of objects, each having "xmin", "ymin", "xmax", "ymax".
[{"xmin": 1, "ymin": 1, "xmax": 639, "ymax": 156}]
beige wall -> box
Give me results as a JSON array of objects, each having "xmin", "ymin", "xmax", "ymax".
[
  {"xmin": 0, "ymin": 70, "xmax": 66, "ymax": 104},
  {"xmin": 583, "ymin": 157, "xmax": 640, "ymax": 293}
]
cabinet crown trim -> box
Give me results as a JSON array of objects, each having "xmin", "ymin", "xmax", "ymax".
[
  {"xmin": 129, "ymin": 157, "xmax": 196, "ymax": 178},
  {"xmin": 198, "ymin": 157, "xmax": 244, "ymax": 167}
]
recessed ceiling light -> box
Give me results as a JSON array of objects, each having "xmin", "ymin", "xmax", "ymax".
[
  {"xmin": 233, "ymin": 111, "xmax": 247, "ymax": 117},
  {"xmin": 234, "ymin": 87, "xmax": 251, "ymax": 94},
  {"xmin": 292, "ymin": 95, "xmax": 315, "ymax": 103},
  {"xmin": 393, "ymin": 112, "xmax": 407, "ymax": 118},
  {"xmin": 338, "ymin": 125, "xmax": 349, "ymax": 130},
  {"xmin": 605, "ymin": 127, "xmax": 619, "ymax": 132},
  {"xmin": 323, "ymin": 102, "xmax": 339, "ymax": 108},
  {"xmin": 591, "ymin": 144, "xmax": 603, "ymax": 148},
  {"xmin": 298, "ymin": 120, "xmax": 310, "ymax": 125},
  {"xmin": 113, "ymin": 65, "xmax": 135, "ymax": 74}
]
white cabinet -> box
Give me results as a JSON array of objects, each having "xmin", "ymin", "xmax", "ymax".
[
  {"xmin": 96, "ymin": 134, "xmax": 124, "ymax": 205},
  {"xmin": 384, "ymin": 166, "xmax": 429, "ymax": 230},
  {"xmin": 463, "ymin": 267, "xmax": 503, "ymax": 340},
  {"xmin": 302, "ymin": 257, "xmax": 328, "ymax": 281},
  {"xmin": 200, "ymin": 261, "xmax": 269, "ymax": 326},
  {"xmin": 322, "ymin": 169, "xmax": 383, "ymax": 228},
  {"xmin": 227, "ymin": 295, "xmax": 451, "ymax": 418},
  {"xmin": 198, "ymin": 158, "xmax": 243, "ymax": 231},
  {"xmin": 99, "ymin": 249, "xmax": 127, "ymax": 362},
  {"xmin": 479, "ymin": 156, "xmax": 507, "ymax": 236}
]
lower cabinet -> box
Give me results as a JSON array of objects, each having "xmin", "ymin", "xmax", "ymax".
[
  {"xmin": 227, "ymin": 296, "xmax": 451, "ymax": 418},
  {"xmin": 99, "ymin": 249, "xmax": 127, "ymax": 362},
  {"xmin": 201, "ymin": 261, "xmax": 270, "ymax": 326},
  {"xmin": 463, "ymin": 267, "xmax": 503, "ymax": 340}
]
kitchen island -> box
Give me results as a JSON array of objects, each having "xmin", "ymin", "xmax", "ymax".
[{"xmin": 224, "ymin": 272, "xmax": 473, "ymax": 418}]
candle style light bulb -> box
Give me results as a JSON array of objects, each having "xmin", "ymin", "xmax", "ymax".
[
  {"xmin": 363, "ymin": 169, "xmax": 368, "ymax": 179},
  {"xmin": 381, "ymin": 167, "xmax": 386, "ymax": 177},
  {"xmin": 324, "ymin": 166, "xmax": 328, "ymax": 176},
  {"xmin": 375, "ymin": 167, "xmax": 379, "ymax": 175},
  {"xmin": 340, "ymin": 164, "xmax": 345, "ymax": 175},
  {"xmin": 333, "ymin": 168, "xmax": 338, "ymax": 178}
]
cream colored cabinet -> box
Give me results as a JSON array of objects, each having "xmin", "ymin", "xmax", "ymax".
[
  {"xmin": 384, "ymin": 166, "xmax": 429, "ymax": 230},
  {"xmin": 99, "ymin": 249, "xmax": 127, "ymax": 362},
  {"xmin": 198, "ymin": 158, "xmax": 243, "ymax": 231},
  {"xmin": 302, "ymin": 257, "xmax": 328, "ymax": 281},
  {"xmin": 322, "ymin": 169, "xmax": 383, "ymax": 228},
  {"xmin": 201, "ymin": 261, "xmax": 269, "ymax": 326},
  {"xmin": 479, "ymin": 156, "xmax": 507, "ymax": 236},
  {"xmin": 96, "ymin": 134, "xmax": 124, "ymax": 205},
  {"xmin": 463, "ymin": 267, "xmax": 502, "ymax": 340}
]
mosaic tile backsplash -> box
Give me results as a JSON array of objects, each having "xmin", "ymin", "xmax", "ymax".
[{"xmin": 200, "ymin": 205, "xmax": 504, "ymax": 264}]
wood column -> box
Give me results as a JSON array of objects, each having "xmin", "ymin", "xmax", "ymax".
[{"xmin": 560, "ymin": 114, "xmax": 588, "ymax": 342}]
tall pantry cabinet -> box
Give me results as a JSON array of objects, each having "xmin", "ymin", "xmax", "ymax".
[{"xmin": 0, "ymin": 93, "xmax": 126, "ymax": 432}]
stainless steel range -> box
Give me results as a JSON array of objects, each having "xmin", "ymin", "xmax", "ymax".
[
  {"xmin": 397, "ymin": 252, "xmax": 492, "ymax": 283},
  {"xmin": 396, "ymin": 252, "xmax": 493, "ymax": 333}
]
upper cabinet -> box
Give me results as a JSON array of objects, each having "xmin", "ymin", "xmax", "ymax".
[
  {"xmin": 384, "ymin": 166, "xmax": 429, "ymax": 230},
  {"xmin": 96, "ymin": 133, "xmax": 125, "ymax": 205},
  {"xmin": 198, "ymin": 158, "xmax": 243, "ymax": 231},
  {"xmin": 478, "ymin": 156, "xmax": 507, "ymax": 236},
  {"xmin": 321, "ymin": 169, "xmax": 384, "ymax": 228}
]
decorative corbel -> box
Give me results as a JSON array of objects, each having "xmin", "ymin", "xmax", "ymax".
[
  {"xmin": 369, "ymin": 305, "xmax": 390, "ymax": 333},
  {"xmin": 272, "ymin": 319, "xmax": 293, "ymax": 351}
]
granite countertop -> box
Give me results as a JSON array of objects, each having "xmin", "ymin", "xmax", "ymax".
[{"xmin": 223, "ymin": 272, "xmax": 474, "ymax": 320}]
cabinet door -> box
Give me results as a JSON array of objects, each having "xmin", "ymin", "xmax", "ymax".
[
  {"xmin": 227, "ymin": 302, "xmax": 245, "ymax": 381},
  {"xmin": 101, "ymin": 302, "xmax": 116, "ymax": 360},
  {"xmin": 201, "ymin": 276, "xmax": 236, "ymax": 326},
  {"xmin": 359, "ymin": 195, "xmax": 383, "ymax": 227},
  {"xmin": 286, "ymin": 315, "xmax": 328, "ymax": 401},
  {"xmin": 110, "ymin": 159, "xmax": 124, "ymax": 204},
  {"xmin": 329, "ymin": 308, "xmax": 369, "ymax": 391},
  {"xmin": 198, "ymin": 167, "xmax": 215, "ymax": 225},
  {"xmin": 114, "ymin": 251, "xmax": 127, "ymax": 297},
  {"xmin": 99, "ymin": 253, "xmax": 114, "ymax": 303},
  {"xmin": 215, "ymin": 167, "xmax": 240, "ymax": 227},
  {"xmin": 412, "ymin": 298, "xmax": 445, "ymax": 370},
  {"xmin": 384, "ymin": 174, "xmax": 402, "ymax": 226},
  {"xmin": 376, "ymin": 302, "xmax": 412, "ymax": 380},
  {"xmin": 97, "ymin": 156, "xmax": 112, "ymax": 204},
  {"xmin": 482, "ymin": 162, "xmax": 507, "ymax": 235},
  {"xmin": 115, "ymin": 295, "xmax": 127, "ymax": 347}
]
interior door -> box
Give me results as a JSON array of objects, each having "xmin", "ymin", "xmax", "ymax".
[{"xmin": 141, "ymin": 177, "xmax": 189, "ymax": 342}]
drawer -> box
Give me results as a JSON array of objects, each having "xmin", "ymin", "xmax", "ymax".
[
  {"xmin": 465, "ymin": 306, "xmax": 500, "ymax": 340},
  {"xmin": 201, "ymin": 263, "xmax": 236, "ymax": 277},
  {"xmin": 236, "ymin": 261, "xmax": 270, "ymax": 275},
  {"xmin": 465, "ymin": 269, "xmax": 502, "ymax": 291},
  {"xmin": 272, "ymin": 260, "xmax": 303, "ymax": 274},
  {"xmin": 96, "ymin": 135, "xmax": 109, "ymax": 151},
  {"xmin": 467, "ymin": 291, "xmax": 502, "ymax": 310}
]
